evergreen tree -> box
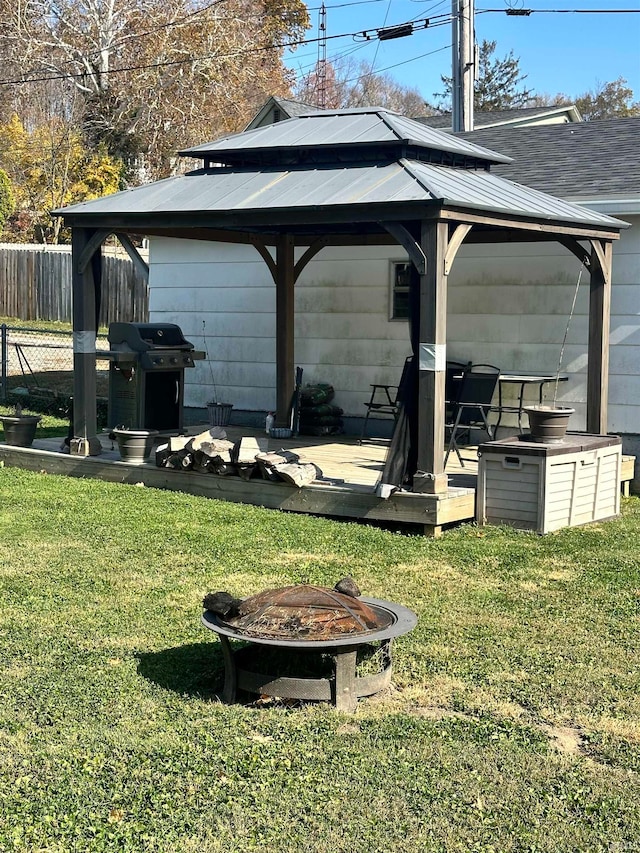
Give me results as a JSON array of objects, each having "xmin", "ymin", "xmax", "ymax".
[{"xmin": 432, "ymin": 39, "xmax": 534, "ymax": 112}]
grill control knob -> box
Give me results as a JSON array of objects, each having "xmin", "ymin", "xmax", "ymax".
[
  {"xmin": 154, "ymin": 357, "xmax": 164, "ymax": 365},
  {"xmin": 184, "ymin": 357, "xmax": 192, "ymax": 365},
  {"xmin": 170, "ymin": 357, "xmax": 178, "ymax": 364}
]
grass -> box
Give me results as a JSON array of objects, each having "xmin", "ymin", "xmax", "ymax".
[
  {"xmin": 0, "ymin": 315, "xmax": 109, "ymax": 334},
  {"xmin": 0, "ymin": 464, "xmax": 639, "ymax": 852},
  {"xmin": 0, "ymin": 406, "xmax": 71, "ymax": 440}
]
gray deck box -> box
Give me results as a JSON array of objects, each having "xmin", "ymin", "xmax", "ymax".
[{"xmin": 477, "ymin": 433, "xmax": 622, "ymax": 533}]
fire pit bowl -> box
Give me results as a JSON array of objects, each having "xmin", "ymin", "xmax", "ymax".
[{"xmin": 202, "ymin": 589, "xmax": 417, "ymax": 712}]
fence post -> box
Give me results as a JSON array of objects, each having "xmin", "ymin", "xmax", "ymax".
[{"xmin": 0, "ymin": 324, "xmax": 6, "ymax": 403}]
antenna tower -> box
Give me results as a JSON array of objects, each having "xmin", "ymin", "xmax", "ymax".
[{"xmin": 317, "ymin": 2, "xmax": 327, "ymax": 108}]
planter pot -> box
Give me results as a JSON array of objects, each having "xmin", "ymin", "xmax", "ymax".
[
  {"xmin": 524, "ymin": 405, "xmax": 575, "ymax": 444},
  {"xmin": 207, "ymin": 403, "xmax": 233, "ymax": 428},
  {"xmin": 112, "ymin": 428, "xmax": 159, "ymax": 463},
  {"xmin": 0, "ymin": 415, "xmax": 41, "ymax": 447}
]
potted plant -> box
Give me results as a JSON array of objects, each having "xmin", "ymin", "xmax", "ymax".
[
  {"xmin": 206, "ymin": 398, "xmax": 233, "ymax": 428},
  {"xmin": 110, "ymin": 426, "xmax": 159, "ymax": 463},
  {"xmin": 0, "ymin": 402, "xmax": 41, "ymax": 448}
]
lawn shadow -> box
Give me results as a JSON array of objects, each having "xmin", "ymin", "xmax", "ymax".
[{"xmin": 136, "ymin": 642, "xmax": 225, "ymax": 699}]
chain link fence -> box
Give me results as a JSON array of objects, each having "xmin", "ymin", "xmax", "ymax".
[{"xmin": 0, "ymin": 324, "xmax": 110, "ymax": 419}]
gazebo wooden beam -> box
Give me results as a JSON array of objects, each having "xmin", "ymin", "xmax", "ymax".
[
  {"xmin": 587, "ymin": 239, "xmax": 613, "ymax": 434},
  {"xmin": 414, "ymin": 220, "xmax": 449, "ymax": 495},
  {"xmin": 71, "ymin": 227, "xmax": 102, "ymax": 457},
  {"xmin": 94, "ymin": 226, "xmax": 400, "ymax": 248},
  {"xmin": 275, "ymin": 234, "xmax": 295, "ymax": 428}
]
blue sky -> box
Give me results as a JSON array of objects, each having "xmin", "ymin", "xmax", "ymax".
[{"xmin": 285, "ymin": 0, "xmax": 640, "ymax": 107}]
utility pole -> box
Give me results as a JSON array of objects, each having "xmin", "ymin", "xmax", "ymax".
[{"xmin": 451, "ymin": 0, "xmax": 475, "ymax": 131}]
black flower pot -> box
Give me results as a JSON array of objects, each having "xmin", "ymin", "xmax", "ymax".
[
  {"xmin": 112, "ymin": 428, "xmax": 159, "ymax": 463},
  {"xmin": 0, "ymin": 415, "xmax": 41, "ymax": 447}
]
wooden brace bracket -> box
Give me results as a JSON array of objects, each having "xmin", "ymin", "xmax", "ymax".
[
  {"xmin": 379, "ymin": 222, "xmax": 427, "ymax": 274},
  {"xmin": 115, "ymin": 233, "xmax": 150, "ymax": 281},
  {"xmin": 444, "ymin": 224, "xmax": 472, "ymax": 275}
]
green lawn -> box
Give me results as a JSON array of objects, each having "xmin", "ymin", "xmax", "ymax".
[{"xmin": 0, "ymin": 464, "xmax": 639, "ymax": 852}]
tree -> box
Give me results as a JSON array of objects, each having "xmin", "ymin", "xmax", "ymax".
[
  {"xmin": 530, "ymin": 77, "xmax": 640, "ymax": 120},
  {"xmin": 1, "ymin": 0, "xmax": 310, "ymax": 180},
  {"xmin": 0, "ymin": 167, "xmax": 14, "ymax": 234},
  {"xmin": 433, "ymin": 39, "xmax": 534, "ymax": 112},
  {"xmin": 574, "ymin": 78, "xmax": 640, "ymax": 121},
  {"xmin": 0, "ymin": 114, "xmax": 122, "ymax": 242},
  {"xmin": 295, "ymin": 59, "xmax": 429, "ymax": 117}
]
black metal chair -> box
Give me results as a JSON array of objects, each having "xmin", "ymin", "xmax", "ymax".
[
  {"xmin": 358, "ymin": 382, "xmax": 399, "ymax": 444},
  {"xmin": 445, "ymin": 360, "xmax": 471, "ymax": 423},
  {"xmin": 444, "ymin": 363, "xmax": 500, "ymax": 467}
]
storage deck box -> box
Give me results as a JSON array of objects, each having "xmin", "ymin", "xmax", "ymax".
[{"xmin": 477, "ymin": 433, "xmax": 622, "ymax": 533}]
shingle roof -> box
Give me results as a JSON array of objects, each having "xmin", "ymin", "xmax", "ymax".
[
  {"xmin": 417, "ymin": 105, "xmax": 580, "ymax": 130},
  {"xmin": 271, "ymin": 97, "xmax": 316, "ymax": 118},
  {"xmin": 457, "ymin": 118, "xmax": 640, "ymax": 198}
]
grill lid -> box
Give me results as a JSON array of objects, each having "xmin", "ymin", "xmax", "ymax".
[
  {"xmin": 204, "ymin": 581, "xmax": 393, "ymax": 641},
  {"xmin": 108, "ymin": 322, "xmax": 194, "ymax": 351}
]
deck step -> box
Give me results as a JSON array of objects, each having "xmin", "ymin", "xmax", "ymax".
[{"xmin": 621, "ymin": 455, "xmax": 635, "ymax": 497}]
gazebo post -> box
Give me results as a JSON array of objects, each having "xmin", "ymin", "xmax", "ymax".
[
  {"xmin": 414, "ymin": 220, "xmax": 448, "ymax": 494},
  {"xmin": 587, "ymin": 239, "xmax": 613, "ymax": 434},
  {"xmin": 70, "ymin": 227, "xmax": 102, "ymax": 456},
  {"xmin": 275, "ymin": 233, "xmax": 295, "ymax": 427}
]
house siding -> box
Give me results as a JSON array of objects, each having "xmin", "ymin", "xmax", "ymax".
[{"xmin": 148, "ymin": 216, "xmax": 638, "ymax": 437}]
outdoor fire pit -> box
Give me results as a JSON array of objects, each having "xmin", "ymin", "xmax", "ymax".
[{"xmin": 201, "ymin": 581, "xmax": 417, "ymax": 712}]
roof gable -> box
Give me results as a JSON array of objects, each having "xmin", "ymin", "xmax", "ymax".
[{"xmin": 416, "ymin": 104, "xmax": 582, "ymax": 132}]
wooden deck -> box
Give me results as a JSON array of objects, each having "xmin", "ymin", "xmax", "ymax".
[
  {"xmin": 0, "ymin": 425, "xmax": 634, "ymax": 535},
  {"xmin": 0, "ymin": 425, "xmax": 479, "ymax": 536}
]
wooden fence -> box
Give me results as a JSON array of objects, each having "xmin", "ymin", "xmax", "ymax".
[{"xmin": 0, "ymin": 244, "xmax": 149, "ymax": 325}]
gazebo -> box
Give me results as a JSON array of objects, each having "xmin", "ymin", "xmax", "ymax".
[{"xmin": 55, "ymin": 107, "xmax": 627, "ymax": 500}]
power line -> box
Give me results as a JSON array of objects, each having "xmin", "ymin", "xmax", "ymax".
[
  {"xmin": 0, "ymin": 16, "xmax": 442, "ymax": 87},
  {"xmin": 2, "ymin": 4, "xmax": 637, "ymax": 88},
  {"xmin": 478, "ymin": 6, "xmax": 640, "ymax": 10},
  {"xmin": 342, "ymin": 43, "xmax": 452, "ymax": 84}
]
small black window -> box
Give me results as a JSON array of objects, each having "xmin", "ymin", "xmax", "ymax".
[{"xmin": 391, "ymin": 261, "xmax": 411, "ymax": 320}]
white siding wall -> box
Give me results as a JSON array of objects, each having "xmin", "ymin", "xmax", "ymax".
[
  {"xmin": 448, "ymin": 217, "xmax": 639, "ymax": 433},
  {"xmin": 148, "ymin": 239, "xmax": 412, "ymax": 415},
  {"xmin": 149, "ymin": 216, "xmax": 639, "ymax": 432}
]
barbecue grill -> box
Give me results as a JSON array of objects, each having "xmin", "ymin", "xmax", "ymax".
[
  {"xmin": 202, "ymin": 583, "xmax": 417, "ymax": 712},
  {"xmin": 106, "ymin": 322, "xmax": 204, "ymax": 431}
]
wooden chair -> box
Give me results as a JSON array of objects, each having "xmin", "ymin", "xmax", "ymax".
[{"xmin": 444, "ymin": 363, "xmax": 500, "ymax": 467}]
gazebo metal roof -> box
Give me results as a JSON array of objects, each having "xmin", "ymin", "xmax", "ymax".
[
  {"xmin": 179, "ymin": 108, "xmax": 513, "ymax": 166},
  {"xmin": 58, "ymin": 159, "xmax": 625, "ymax": 232},
  {"xmin": 58, "ymin": 108, "xmax": 625, "ymax": 235}
]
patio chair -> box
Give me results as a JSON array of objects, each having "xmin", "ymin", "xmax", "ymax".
[
  {"xmin": 445, "ymin": 360, "xmax": 471, "ymax": 422},
  {"xmin": 358, "ymin": 382, "xmax": 399, "ymax": 444},
  {"xmin": 444, "ymin": 363, "xmax": 500, "ymax": 468}
]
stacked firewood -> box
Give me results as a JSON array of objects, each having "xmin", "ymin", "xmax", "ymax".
[{"xmin": 155, "ymin": 429, "xmax": 322, "ymax": 487}]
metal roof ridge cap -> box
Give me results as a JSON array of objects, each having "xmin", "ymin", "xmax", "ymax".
[{"xmin": 398, "ymin": 158, "xmax": 442, "ymax": 202}]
